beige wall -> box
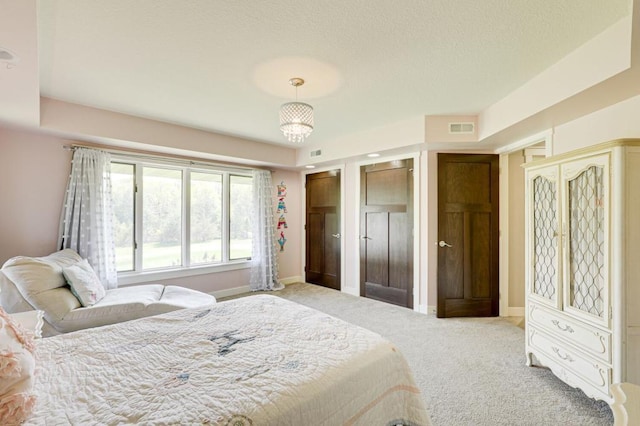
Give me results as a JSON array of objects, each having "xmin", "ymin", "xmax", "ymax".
[
  {"xmin": 508, "ymin": 150, "xmax": 526, "ymax": 308},
  {"xmin": 0, "ymin": 127, "xmax": 70, "ymax": 261},
  {"xmin": 40, "ymin": 98, "xmax": 297, "ymax": 168},
  {"xmin": 425, "ymin": 115, "xmax": 478, "ymax": 144},
  {"xmin": 271, "ymin": 169, "xmax": 302, "ymax": 281},
  {"xmin": 0, "ymin": 126, "xmax": 303, "ymax": 294},
  {"xmin": 553, "ymin": 94, "xmax": 640, "ymax": 154}
]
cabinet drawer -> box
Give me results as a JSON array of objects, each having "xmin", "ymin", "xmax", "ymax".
[
  {"xmin": 528, "ymin": 303, "xmax": 611, "ymax": 362},
  {"xmin": 528, "ymin": 326, "xmax": 611, "ymax": 396}
]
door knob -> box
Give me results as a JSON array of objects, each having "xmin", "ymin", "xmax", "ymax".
[
  {"xmin": 438, "ymin": 240, "xmax": 452, "ymax": 248},
  {"xmin": 332, "ymin": 233, "xmax": 341, "ymax": 239}
]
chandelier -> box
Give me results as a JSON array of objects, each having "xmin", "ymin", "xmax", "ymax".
[{"xmin": 279, "ymin": 77, "xmax": 314, "ymax": 143}]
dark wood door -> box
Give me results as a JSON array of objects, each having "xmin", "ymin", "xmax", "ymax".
[
  {"xmin": 305, "ymin": 170, "xmax": 341, "ymax": 290},
  {"xmin": 360, "ymin": 159, "xmax": 413, "ymax": 308},
  {"xmin": 437, "ymin": 153, "xmax": 499, "ymax": 318}
]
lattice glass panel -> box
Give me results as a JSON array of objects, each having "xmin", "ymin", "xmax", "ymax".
[
  {"xmin": 532, "ymin": 176, "xmax": 557, "ymax": 300},
  {"xmin": 568, "ymin": 166, "xmax": 605, "ymax": 317}
]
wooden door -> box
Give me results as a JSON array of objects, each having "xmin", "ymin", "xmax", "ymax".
[
  {"xmin": 360, "ymin": 159, "xmax": 413, "ymax": 308},
  {"xmin": 305, "ymin": 170, "xmax": 341, "ymax": 290},
  {"xmin": 437, "ymin": 154, "xmax": 499, "ymax": 317}
]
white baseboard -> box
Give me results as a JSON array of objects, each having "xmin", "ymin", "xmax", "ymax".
[
  {"xmin": 210, "ymin": 285, "xmax": 251, "ymax": 299},
  {"xmin": 210, "ymin": 276, "xmax": 303, "ymax": 299},
  {"xmin": 280, "ymin": 276, "xmax": 304, "ymax": 285},
  {"xmin": 415, "ymin": 304, "xmax": 428, "ymax": 314},
  {"xmin": 422, "ymin": 305, "xmax": 520, "ymax": 316},
  {"xmin": 508, "ymin": 307, "xmax": 525, "ymax": 317}
]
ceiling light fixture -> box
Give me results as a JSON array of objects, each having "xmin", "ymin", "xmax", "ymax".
[
  {"xmin": 367, "ymin": 153, "xmax": 380, "ymax": 158},
  {"xmin": 279, "ymin": 77, "xmax": 314, "ymax": 143}
]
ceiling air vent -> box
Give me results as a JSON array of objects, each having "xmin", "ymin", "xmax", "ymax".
[
  {"xmin": 449, "ymin": 122, "xmax": 475, "ymax": 134},
  {"xmin": 310, "ymin": 149, "xmax": 322, "ymax": 158}
]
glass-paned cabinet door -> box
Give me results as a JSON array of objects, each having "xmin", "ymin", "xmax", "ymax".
[
  {"xmin": 562, "ymin": 155, "xmax": 609, "ymax": 325},
  {"xmin": 528, "ymin": 166, "xmax": 560, "ymax": 307}
]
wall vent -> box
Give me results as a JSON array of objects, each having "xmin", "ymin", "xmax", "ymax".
[
  {"xmin": 449, "ymin": 122, "xmax": 475, "ymax": 134},
  {"xmin": 310, "ymin": 149, "xmax": 322, "ymax": 158}
]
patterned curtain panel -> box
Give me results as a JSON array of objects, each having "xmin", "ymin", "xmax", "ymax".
[
  {"xmin": 58, "ymin": 148, "xmax": 118, "ymax": 290},
  {"xmin": 250, "ymin": 170, "xmax": 283, "ymax": 291}
]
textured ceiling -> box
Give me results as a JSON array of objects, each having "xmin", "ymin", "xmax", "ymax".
[{"xmin": 37, "ymin": 0, "xmax": 630, "ymax": 146}]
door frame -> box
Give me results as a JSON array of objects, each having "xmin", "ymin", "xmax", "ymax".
[
  {"xmin": 495, "ymin": 129, "xmax": 554, "ymax": 317},
  {"xmin": 355, "ymin": 152, "xmax": 421, "ymax": 312},
  {"xmin": 436, "ymin": 153, "xmax": 500, "ymax": 317},
  {"xmin": 301, "ymin": 165, "xmax": 345, "ymax": 292}
]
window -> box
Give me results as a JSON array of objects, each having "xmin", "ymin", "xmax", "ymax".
[
  {"xmin": 190, "ymin": 172, "xmax": 222, "ymax": 265},
  {"xmin": 111, "ymin": 158, "xmax": 253, "ymax": 276},
  {"xmin": 229, "ymin": 175, "xmax": 253, "ymax": 260},
  {"xmin": 111, "ymin": 163, "xmax": 135, "ymax": 271},
  {"xmin": 143, "ymin": 167, "xmax": 183, "ymax": 269}
]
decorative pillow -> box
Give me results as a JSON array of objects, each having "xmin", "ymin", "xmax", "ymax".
[
  {"xmin": 1, "ymin": 249, "xmax": 83, "ymax": 322},
  {"xmin": 62, "ymin": 259, "xmax": 106, "ymax": 307},
  {"xmin": 0, "ymin": 307, "xmax": 36, "ymax": 425}
]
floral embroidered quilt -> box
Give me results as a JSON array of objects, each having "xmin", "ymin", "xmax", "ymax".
[{"xmin": 28, "ymin": 295, "xmax": 430, "ymax": 425}]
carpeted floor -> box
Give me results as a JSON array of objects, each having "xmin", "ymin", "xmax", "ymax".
[{"xmin": 222, "ymin": 282, "xmax": 613, "ymax": 426}]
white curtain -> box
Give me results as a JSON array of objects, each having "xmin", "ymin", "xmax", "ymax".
[
  {"xmin": 250, "ymin": 170, "xmax": 283, "ymax": 291},
  {"xmin": 58, "ymin": 148, "xmax": 118, "ymax": 290}
]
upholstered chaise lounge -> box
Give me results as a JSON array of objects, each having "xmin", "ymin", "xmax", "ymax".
[{"xmin": 0, "ymin": 249, "xmax": 216, "ymax": 337}]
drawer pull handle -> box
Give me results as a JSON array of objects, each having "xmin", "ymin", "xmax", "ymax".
[
  {"xmin": 552, "ymin": 346, "xmax": 574, "ymax": 362},
  {"xmin": 551, "ymin": 320, "xmax": 574, "ymax": 333}
]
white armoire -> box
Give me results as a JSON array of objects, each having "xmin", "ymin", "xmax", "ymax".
[{"xmin": 524, "ymin": 139, "xmax": 640, "ymax": 402}]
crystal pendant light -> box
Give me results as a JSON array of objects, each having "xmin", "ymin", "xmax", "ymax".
[{"xmin": 279, "ymin": 78, "xmax": 314, "ymax": 143}]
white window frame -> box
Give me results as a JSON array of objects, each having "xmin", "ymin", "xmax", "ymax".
[{"xmin": 112, "ymin": 155, "xmax": 253, "ymax": 286}]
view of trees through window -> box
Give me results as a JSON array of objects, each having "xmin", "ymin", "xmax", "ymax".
[
  {"xmin": 229, "ymin": 175, "xmax": 253, "ymax": 260},
  {"xmin": 190, "ymin": 172, "xmax": 222, "ymax": 265},
  {"xmin": 110, "ymin": 161, "xmax": 253, "ymax": 273},
  {"xmin": 143, "ymin": 167, "xmax": 183, "ymax": 269},
  {"xmin": 111, "ymin": 163, "xmax": 135, "ymax": 271}
]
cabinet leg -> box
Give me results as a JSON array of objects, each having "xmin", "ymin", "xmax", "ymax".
[{"xmin": 525, "ymin": 351, "xmax": 534, "ymax": 367}]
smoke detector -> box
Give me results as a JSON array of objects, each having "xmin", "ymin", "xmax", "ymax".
[{"xmin": 0, "ymin": 47, "xmax": 20, "ymax": 68}]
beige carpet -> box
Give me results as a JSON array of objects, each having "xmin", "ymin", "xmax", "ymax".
[{"xmin": 222, "ymin": 282, "xmax": 613, "ymax": 425}]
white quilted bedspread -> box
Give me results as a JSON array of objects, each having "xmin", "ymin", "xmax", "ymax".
[{"xmin": 28, "ymin": 295, "xmax": 430, "ymax": 425}]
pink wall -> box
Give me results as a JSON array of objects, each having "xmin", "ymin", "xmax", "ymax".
[
  {"xmin": 40, "ymin": 98, "xmax": 297, "ymax": 168},
  {"xmin": 0, "ymin": 126, "xmax": 70, "ymax": 261},
  {"xmin": 271, "ymin": 169, "xmax": 302, "ymax": 281},
  {"xmin": 425, "ymin": 115, "xmax": 478, "ymax": 143},
  {"xmin": 0, "ymin": 126, "xmax": 303, "ymax": 294},
  {"xmin": 553, "ymin": 94, "xmax": 640, "ymax": 154}
]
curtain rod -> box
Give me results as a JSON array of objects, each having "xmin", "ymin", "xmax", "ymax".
[{"xmin": 62, "ymin": 144, "xmax": 269, "ymax": 172}]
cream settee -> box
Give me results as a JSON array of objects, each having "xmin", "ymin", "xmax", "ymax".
[{"xmin": 0, "ymin": 249, "xmax": 216, "ymax": 337}]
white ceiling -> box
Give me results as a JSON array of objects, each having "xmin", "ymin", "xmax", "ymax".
[{"xmin": 23, "ymin": 1, "xmax": 635, "ymax": 147}]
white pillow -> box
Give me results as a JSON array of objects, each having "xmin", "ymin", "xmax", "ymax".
[
  {"xmin": 1, "ymin": 249, "xmax": 83, "ymax": 321},
  {"xmin": 62, "ymin": 259, "xmax": 106, "ymax": 307}
]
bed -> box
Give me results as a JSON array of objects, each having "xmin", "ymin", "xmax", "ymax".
[{"xmin": 25, "ymin": 295, "xmax": 430, "ymax": 425}]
